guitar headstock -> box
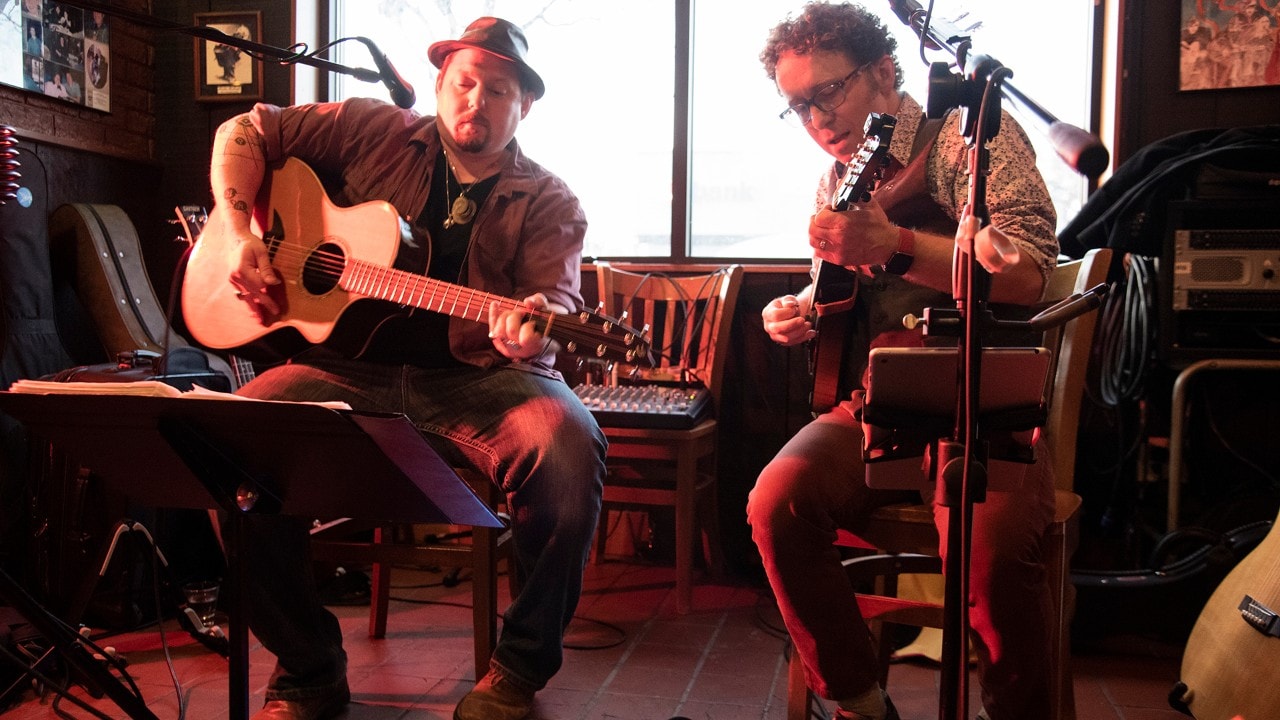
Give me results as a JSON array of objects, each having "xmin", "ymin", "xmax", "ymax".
[
  {"xmin": 550, "ymin": 307, "xmax": 654, "ymax": 367},
  {"xmin": 173, "ymin": 205, "xmax": 209, "ymax": 246},
  {"xmin": 832, "ymin": 112, "xmax": 898, "ymax": 211}
]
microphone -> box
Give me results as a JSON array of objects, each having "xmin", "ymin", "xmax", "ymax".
[
  {"xmin": 356, "ymin": 37, "xmax": 416, "ymax": 109},
  {"xmin": 885, "ymin": 0, "xmax": 1111, "ymax": 178}
]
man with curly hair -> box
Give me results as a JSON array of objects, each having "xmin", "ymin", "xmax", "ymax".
[{"xmin": 747, "ymin": 3, "xmax": 1060, "ymax": 719}]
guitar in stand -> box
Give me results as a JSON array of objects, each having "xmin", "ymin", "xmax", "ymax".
[
  {"xmin": 808, "ymin": 112, "xmax": 896, "ymax": 414},
  {"xmin": 1172, "ymin": 507, "xmax": 1280, "ymax": 719}
]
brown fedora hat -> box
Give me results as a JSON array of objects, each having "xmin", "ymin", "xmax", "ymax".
[{"xmin": 428, "ymin": 17, "xmax": 545, "ymax": 99}]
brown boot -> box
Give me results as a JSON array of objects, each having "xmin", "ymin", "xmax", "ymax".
[
  {"xmin": 251, "ymin": 685, "xmax": 349, "ymax": 720},
  {"xmin": 453, "ymin": 668, "xmax": 536, "ymax": 720},
  {"xmin": 834, "ymin": 693, "xmax": 900, "ymax": 720}
]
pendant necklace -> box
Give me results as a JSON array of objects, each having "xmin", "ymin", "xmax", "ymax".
[{"xmin": 443, "ymin": 151, "xmax": 477, "ymax": 229}]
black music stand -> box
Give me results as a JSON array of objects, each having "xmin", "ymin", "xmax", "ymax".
[{"xmin": 0, "ymin": 391, "xmax": 503, "ymax": 720}]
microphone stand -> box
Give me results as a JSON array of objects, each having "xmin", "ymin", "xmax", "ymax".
[
  {"xmin": 54, "ymin": 0, "xmax": 383, "ymax": 87},
  {"xmin": 885, "ymin": 2, "xmax": 1110, "ymax": 718}
]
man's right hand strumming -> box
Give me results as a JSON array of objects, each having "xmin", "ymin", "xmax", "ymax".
[
  {"xmin": 222, "ymin": 215, "xmax": 282, "ymax": 321},
  {"xmin": 762, "ymin": 292, "xmax": 816, "ymax": 346}
]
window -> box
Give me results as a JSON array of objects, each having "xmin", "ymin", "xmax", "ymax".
[{"xmin": 329, "ymin": 0, "xmax": 1097, "ymax": 261}]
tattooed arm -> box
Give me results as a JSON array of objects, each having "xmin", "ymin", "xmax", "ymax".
[{"xmin": 210, "ymin": 112, "xmax": 281, "ymax": 315}]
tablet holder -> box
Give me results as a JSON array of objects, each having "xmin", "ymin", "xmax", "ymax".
[{"xmin": 861, "ymin": 346, "xmax": 1052, "ymax": 494}]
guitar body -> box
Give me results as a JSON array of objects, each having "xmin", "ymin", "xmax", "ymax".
[
  {"xmin": 182, "ymin": 158, "xmax": 403, "ymax": 353},
  {"xmin": 808, "ymin": 262, "xmax": 858, "ymax": 414},
  {"xmin": 1176, "ymin": 509, "xmax": 1280, "ymax": 719}
]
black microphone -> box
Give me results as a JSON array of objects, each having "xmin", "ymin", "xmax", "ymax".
[{"xmin": 357, "ymin": 37, "xmax": 416, "ymax": 109}]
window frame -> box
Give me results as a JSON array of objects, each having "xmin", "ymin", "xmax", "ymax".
[{"xmin": 309, "ymin": 0, "xmax": 1106, "ymax": 265}]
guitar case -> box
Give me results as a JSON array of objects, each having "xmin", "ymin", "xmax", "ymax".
[{"xmin": 47, "ymin": 202, "xmax": 234, "ymax": 386}]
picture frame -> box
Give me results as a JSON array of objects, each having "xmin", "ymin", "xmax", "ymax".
[
  {"xmin": 194, "ymin": 11, "xmax": 263, "ymax": 102},
  {"xmin": 1179, "ymin": 0, "xmax": 1280, "ymax": 91},
  {"xmin": 3, "ymin": 0, "xmax": 112, "ymax": 112}
]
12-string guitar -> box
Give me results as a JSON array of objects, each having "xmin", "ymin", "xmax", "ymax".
[
  {"xmin": 182, "ymin": 157, "xmax": 652, "ymax": 366},
  {"xmin": 808, "ymin": 112, "xmax": 897, "ymax": 414}
]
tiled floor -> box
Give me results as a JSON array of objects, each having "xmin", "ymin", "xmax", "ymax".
[{"xmin": 3, "ymin": 558, "xmax": 1190, "ymax": 720}]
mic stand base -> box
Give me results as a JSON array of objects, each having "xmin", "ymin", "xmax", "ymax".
[{"xmin": 0, "ymin": 567, "xmax": 160, "ymax": 720}]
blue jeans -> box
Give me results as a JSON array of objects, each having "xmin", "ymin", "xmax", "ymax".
[{"xmin": 234, "ymin": 354, "xmax": 605, "ymax": 700}]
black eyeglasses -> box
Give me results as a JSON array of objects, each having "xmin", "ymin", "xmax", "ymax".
[{"xmin": 778, "ymin": 62, "xmax": 873, "ymax": 126}]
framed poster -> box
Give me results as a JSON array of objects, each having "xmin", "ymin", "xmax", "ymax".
[
  {"xmin": 1180, "ymin": 0, "xmax": 1280, "ymax": 91},
  {"xmin": 194, "ymin": 11, "xmax": 263, "ymax": 102},
  {"xmin": 2, "ymin": 0, "xmax": 110, "ymax": 112}
]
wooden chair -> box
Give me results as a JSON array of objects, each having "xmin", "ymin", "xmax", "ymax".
[
  {"xmin": 310, "ymin": 469, "xmax": 511, "ymax": 680},
  {"xmin": 590, "ymin": 262, "xmax": 744, "ymax": 614},
  {"xmin": 786, "ymin": 248, "xmax": 1112, "ymax": 720}
]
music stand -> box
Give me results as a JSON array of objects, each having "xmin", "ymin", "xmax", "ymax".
[{"xmin": 0, "ymin": 391, "xmax": 503, "ymax": 720}]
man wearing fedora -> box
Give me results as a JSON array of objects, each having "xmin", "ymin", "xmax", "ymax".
[{"xmin": 200, "ymin": 17, "xmax": 604, "ymax": 720}]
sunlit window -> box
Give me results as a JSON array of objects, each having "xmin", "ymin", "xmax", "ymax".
[{"xmin": 330, "ymin": 0, "xmax": 1095, "ymax": 261}]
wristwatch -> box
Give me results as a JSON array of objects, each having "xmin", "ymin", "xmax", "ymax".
[{"xmin": 881, "ymin": 226, "xmax": 915, "ymax": 275}]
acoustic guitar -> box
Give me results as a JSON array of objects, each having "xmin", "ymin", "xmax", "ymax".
[
  {"xmin": 1173, "ymin": 507, "xmax": 1280, "ymax": 719},
  {"xmin": 174, "ymin": 205, "xmax": 256, "ymax": 389},
  {"xmin": 808, "ymin": 112, "xmax": 897, "ymax": 414},
  {"xmin": 181, "ymin": 157, "xmax": 651, "ymax": 366}
]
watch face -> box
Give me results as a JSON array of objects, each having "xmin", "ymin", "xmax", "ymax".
[{"xmin": 883, "ymin": 252, "xmax": 914, "ymax": 275}]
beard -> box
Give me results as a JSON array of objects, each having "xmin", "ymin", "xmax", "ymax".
[{"xmin": 452, "ymin": 117, "xmax": 490, "ymax": 153}]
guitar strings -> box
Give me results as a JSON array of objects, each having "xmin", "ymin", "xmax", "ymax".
[{"xmin": 243, "ymin": 240, "xmax": 648, "ymax": 357}]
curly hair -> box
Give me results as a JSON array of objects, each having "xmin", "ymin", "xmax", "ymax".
[{"xmin": 760, "ymin": 2, "xmax": 903, "ymax": 90}]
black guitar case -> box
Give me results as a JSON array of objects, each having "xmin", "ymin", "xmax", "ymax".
[{"xmin": 0, "ymin": 136, "xmax": 77, "ymax": 602}]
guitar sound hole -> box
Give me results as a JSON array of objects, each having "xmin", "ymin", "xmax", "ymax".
[{"xmin": 301, "ymin": 242, "xmax": 344, "ymax": 295}]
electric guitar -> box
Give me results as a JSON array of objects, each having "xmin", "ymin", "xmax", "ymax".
[
  {"xmin": 808, "ymin": 112, "xmax": 897, "ymax": 415},
  {"xmin": 181, "ymin": 157, "xmax": 652, "ymax": 366},
  {"xmin": 1173, "ymin": 508, "xmax": 1280, "ymax": 719}
]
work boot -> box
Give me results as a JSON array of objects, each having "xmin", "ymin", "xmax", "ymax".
[
  {"xmin": 833, "ymin": 693, "xmax": 900, "ymax": 720},
  {"xmin": 251, "ymin": 684, "xmax": 349, "ymax": 720},
  {"xmin": 453, "ymin": 668, "xmax": 535, "ymax": 720}
]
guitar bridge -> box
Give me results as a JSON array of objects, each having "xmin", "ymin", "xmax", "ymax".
[{"xmin": 1238, "ymin": 594, "xmax": 1280, "ymax": 637}]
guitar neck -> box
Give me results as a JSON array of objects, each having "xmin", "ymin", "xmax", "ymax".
[
  {"xmin": 342, "ymin": 259, "xmax": 550, "ymax": 330},
  {"xmin": 340, "ymin": 260, "xmax": 640, "ymax": 358},
  {"xmin": 229, "ymin": 354, "xmax": 256, "ymax": 389}
]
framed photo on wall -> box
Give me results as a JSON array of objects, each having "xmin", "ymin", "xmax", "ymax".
[
  {"xmin": 1179, "ymin": 0, "xmax": 1280, "ymax": 91},
  {"xmin": 1, "ymin": 0, "xmax": 111, "ymax": 112},
  {"xmin": 194, "ymin": 11, "xmax": 263, "ymax": 102}
]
